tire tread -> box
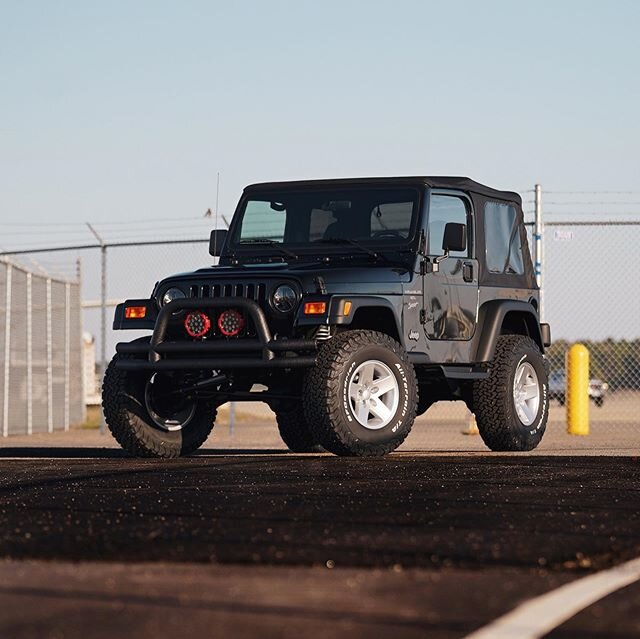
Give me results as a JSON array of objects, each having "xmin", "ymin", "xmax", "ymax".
[
  {"xmin": 102, "ymin": 354, "xmax": 216, "ymax": 458},
  {"xmin": 472, "ymin": 334, "xmax": 548, "ymax": 451},
  {"xmin": 304, "ymin": 330, "xmax": 417, "ymax": 456},
  {"xmin": 275, "ymin": 409, "xmax": 322, "ymax": 453}
]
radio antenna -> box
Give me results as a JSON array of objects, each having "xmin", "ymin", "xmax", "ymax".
[{"xmin": 215, "ymin": 172, "xmax": 220, "ymax": 231}]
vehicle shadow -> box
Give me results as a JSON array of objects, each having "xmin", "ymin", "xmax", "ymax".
[
  {"xmin": 0, "ymin": 447, "xmax": 292, "ymax": 459},
  {"xmin": 0, "ymin": 447, "xmax": 131, "ymax": 458}
]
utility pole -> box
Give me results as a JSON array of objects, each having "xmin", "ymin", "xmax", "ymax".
[
  {"xmin": 214, "ymin": 171, "xmax": 234, "ymax": 436},
  {"xmin": 534, "ymin": 184, "xmax": 544, "ymax": 320},
  {"xmin": 77, "ymin": 258, "xmax": 87, "ymax": 426},
  {"xmin": 87, "ymin": 223, "xmax": 107, "ymax": 434}
]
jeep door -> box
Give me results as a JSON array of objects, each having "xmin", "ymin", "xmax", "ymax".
[{"xmin": 423, "ymin": 191, "xmax": 479, "ymax": 340}]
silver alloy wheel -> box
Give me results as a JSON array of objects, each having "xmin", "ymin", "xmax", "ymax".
[
  {"xmin": 513, "ymin": 361, "xmax": 540, "ymax": 426},
  {"xmin": 348, "ymin": 359, "xmax": 399, "ymax": 430}
]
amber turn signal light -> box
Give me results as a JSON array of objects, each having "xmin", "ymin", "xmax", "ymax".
[
  {"xmin": 124, "ymin": 306, "xmax": 147, "ymax": 319},
  {"xmin": 304, "ymin": 302, "xmax": 327, "ymax": 315}
]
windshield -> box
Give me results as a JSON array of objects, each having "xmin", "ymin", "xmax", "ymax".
[{"xmin": 230, "ymin": 187, "xmax": 420, "ymax": 250}]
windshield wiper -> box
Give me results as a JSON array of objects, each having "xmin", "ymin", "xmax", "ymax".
[
  {"xmin": 238, "ymin": 239, "xmax": 298, "ymax": 260},
  {"xmin": 317, "ymin": 237, "xmax": 385, "ymax": 261}
]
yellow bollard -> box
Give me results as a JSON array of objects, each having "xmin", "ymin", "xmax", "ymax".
[{"xmin": 566, "ymin": 343, "xmax": 589, "ymax": 435}]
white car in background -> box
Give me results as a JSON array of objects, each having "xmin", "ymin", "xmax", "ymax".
[{"xmin": 548, "ymin": 371, "xmax": 608, "ymax": 407}]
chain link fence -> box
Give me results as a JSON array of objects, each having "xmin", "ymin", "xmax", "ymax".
[
  {"xmin": 1, "ymin": 188, "xmax": 639, "ymax": 438},
  {"xmin": 542, "ymin": 221, "xmax": 640, "ymax": 431},
  {"xmin": 0, "ymin": 258, "xmax": 84, "ymax": 436},
  {"xmin": 88, "ymin": 240, "xmax": 212, "ymax": 358}
]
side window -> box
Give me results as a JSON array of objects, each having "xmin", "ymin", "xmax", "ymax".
[
  {"xmin": 484, "ymin": 202, "xmax": 524, "ymax": 274},
  {"xmin": 427, "ymin": 195, "xmax": 469, "ymax": 257}
]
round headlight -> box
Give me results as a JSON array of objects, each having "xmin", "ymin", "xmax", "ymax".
[
  {"xmin": 162, "ymin": 287, "xmax": 186, "ymax": 307},
  {"xmin": 272, "ymin": 284, "xmax": 297, "ymax": 313}
]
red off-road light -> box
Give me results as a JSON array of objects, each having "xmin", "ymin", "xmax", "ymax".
[
  {"xmin": 218, "ymin": 309, "xmax": 245, "ymax": 337},
  {"xmin": 184, "ymin": 311, "xmax": 211, "ymax": 339}
]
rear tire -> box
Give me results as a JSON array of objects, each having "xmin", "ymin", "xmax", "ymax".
[
  {"xmin": 473, "ymin": 335, "xmax": 548, "ymax": 452},
  {"xmin": 275, "ymin": 409, "xmax": 323, "ymax": 453},
  {"xmin": 103, "ymin": 353, "xmax": 217, "ymax": 458},
  {"xmin": 304, "ymin": 330, "xmax": 417, "ymax": 456}
]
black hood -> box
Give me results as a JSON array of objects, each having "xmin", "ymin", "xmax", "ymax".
[{"xmin": 156, "ymin": 261, "xmax": 409, "ymax": 298}]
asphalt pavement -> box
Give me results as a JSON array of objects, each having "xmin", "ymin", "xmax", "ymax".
[{"xmin": 0, "ymin": 444, "xmax": 639, "ymax": 638}]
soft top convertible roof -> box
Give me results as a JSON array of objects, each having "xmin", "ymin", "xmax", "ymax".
[
  {"xmin": 244, "ymin": 176, "xmax": 521, "ymax": 205},
  {"xmin": 244, "ymin": 176, "xmax": 534, "ymax": 290}
]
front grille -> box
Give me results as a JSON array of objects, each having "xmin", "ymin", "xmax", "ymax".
[
  {"xmin": 186, "ymin": 281, "xmax": 273, "ymax": 339},
  {"xmin": 188, "ymin": 282, "xmax": 268, "ymax": 305}
]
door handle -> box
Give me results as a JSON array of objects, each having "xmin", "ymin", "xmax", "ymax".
[{"xmin": 463, "ymin": 262, "xmax": 474, "ymax": 282}]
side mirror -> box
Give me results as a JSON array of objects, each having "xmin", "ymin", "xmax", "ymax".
[
  {"xmin": 209, "ymin": 229, "xmax": 228, "ymax": 257},
  {"xmin": 428, "ymin": 222, "xmax": 467, "ymax": 273},
  {"xmin": 442, "ymin": 222, "xmax": 467, "ymax": 253}
]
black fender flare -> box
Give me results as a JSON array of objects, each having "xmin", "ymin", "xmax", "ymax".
[
  {"xmin": 328, "ymin": 295, "xmax": 400, "ymax": 326},
  {"xmin": 330, "ymin": 296, "xmax": 404, "ymax": 343},
  {"xmin": 295, "ymin": 295, "xmax": 403, "ymax": 335},
  {"xmin": 471, "ymin": 300, "xmax": 545, "ymax": 363}
]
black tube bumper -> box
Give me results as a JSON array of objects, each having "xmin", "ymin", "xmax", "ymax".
[{"xmin": 114, "ymin": 297, "xmax": 318, "ymax": 371}]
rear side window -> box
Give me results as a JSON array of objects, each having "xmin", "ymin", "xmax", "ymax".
[{"xmin": 484, "ymin": 202, "xmax": 524, "ymax": 274}]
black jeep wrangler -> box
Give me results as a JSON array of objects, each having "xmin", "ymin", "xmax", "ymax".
[{"xmin": 104, "ymin": 177, "xmax": 551, "ymax": 458}]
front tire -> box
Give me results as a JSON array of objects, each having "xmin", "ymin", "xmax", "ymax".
[
  {"xmin": 473, "ymin": 335, "xmax": 549, "ymax": 451},
  {"xmin": 304, "ymin": 330, "xmax": 417, "ymax": 456},
  {"xmin": 103, "ymin": 353, "xmax": 217, "ymax": 458}
]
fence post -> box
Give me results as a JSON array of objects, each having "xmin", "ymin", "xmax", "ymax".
[
  {"xmin": 534, "ymin": 184, "xmax": 544, "ymax": 320},
  {"xmin": 229, "ymin": 401, "xmax": 235, "ymax": 439},
  {"xmin": 77, "ymin": 258, "xmax": 87, "ymax": 425},
  {"xmin": 99, "ymin": 245, "xmax": 107, "ymax": 434},
  {"xmin": 3, "ymin": 263, "xmax": 12, "ymax": 437},
  {"xmin": 64, "ymin": 281, "xmax": 71, "ymax": 431},
  {"xmin": 46, "ymin": 278, "xmax": 53, "ymax": 433},
  {"xmin": 87, "ymin": 224, "xmax": 107, "ymax": 435},
  {"xmin": 26, "ymin": 271, "xmax": 33, "ymax": 435}
]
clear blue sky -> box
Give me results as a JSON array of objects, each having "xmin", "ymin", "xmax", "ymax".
[
  {"xmin": 1, "ymin": 1, "xmax": 639, "ymax": 343},
  {"xmin": 1, "ymin": 0, "xmax": 639, "ymax": 228}
]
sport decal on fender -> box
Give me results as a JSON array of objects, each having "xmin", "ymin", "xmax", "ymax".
[{"xmin": 408, "ymin": 330, "xmax": 420, "ymax": 341}]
